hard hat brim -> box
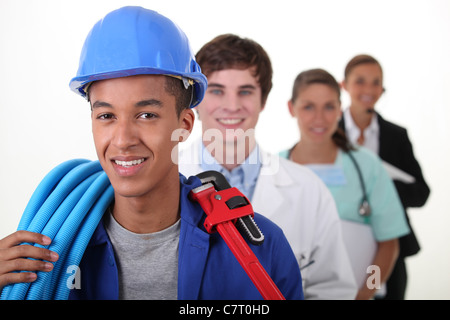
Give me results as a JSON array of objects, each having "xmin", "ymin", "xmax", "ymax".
[{"xmin": 69, "ymin": 67, "xmax": 207, "ymax": 108}]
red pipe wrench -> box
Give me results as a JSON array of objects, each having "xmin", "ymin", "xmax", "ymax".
[{"xmin": 190, "ymin": 171, "xmax": 285, "ymax": 300}]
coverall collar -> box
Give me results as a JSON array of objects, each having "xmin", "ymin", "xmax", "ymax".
[{"xmin": 85, "ymin": 173, "xmax": 211, "ymax": 299}]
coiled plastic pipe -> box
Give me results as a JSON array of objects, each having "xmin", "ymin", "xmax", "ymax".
[{"xmin": 0, "ymin": 159, "xmax": 114, "ymax": 300}]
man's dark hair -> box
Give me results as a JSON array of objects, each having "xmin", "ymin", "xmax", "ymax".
[
  {"xmin": 196, "ymin": 34, "xmax": 273, "ymax": 105},
  {"xmin": 164, "ymin": 76, "xmax": 193, "ymax": 118}
]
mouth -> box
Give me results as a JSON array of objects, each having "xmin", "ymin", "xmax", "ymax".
[
  {"xmin": 217, "ymin": 118, "xmax": 245, "ymax": 125},
  {"xmin": 360, "ymin": 95, "xmax": 375, "ymax": 103},
  {"xmin": 110, "ymin": 157, "xmax": 148, "ymax": 177},
  {"xmin": 114, "ymin": 158, "xmax": 146, "ymax": 168},
  {"xmin": 310, "ymin": 127, "xmax": 326, "ymax": 133}
]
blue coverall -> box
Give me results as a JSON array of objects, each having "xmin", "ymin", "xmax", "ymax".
[{"xmin": 69, "ymin": 175, "xmax": 304, "ymax": 300}]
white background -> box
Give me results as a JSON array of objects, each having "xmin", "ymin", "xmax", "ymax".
[{"xmin": 0, "ymin": 0, "xmax": 449, "ymax": 299}]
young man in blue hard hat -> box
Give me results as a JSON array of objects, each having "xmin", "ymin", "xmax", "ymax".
[
  {"xmin": 0, "ymin": 6, "xmax": 303, "ymax": 300},
  {"xmin": 178, "ymin": 34, "xmax": 358, "ymax": 299}
]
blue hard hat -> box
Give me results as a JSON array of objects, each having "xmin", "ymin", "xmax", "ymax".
[{"xmin": 69, "ymin": 6, "xmax": 207, "ymax": 108}]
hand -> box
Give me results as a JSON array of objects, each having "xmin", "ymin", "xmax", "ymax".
[{"xmin": 0, "ymin": 231, "xmax": 59, "ymax": 292}]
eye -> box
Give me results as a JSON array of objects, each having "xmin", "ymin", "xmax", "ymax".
[
  {"xmin": 239, "ymin": 90, "xmax": 252, "ymax": 96},
  {"xmin": 373, "ymin": 79, "xmax": 382, "ymax": 87},
  {"xmin": 138, "ymin": 112, "xmax": 158, "ymax": 119},
  {"xmin": 96, "ymin": 113, "xmax": 114, "ymax": 120},
  {"xmin": 209, "ymin": 89, "xmax": 223, "ymax": 96}
]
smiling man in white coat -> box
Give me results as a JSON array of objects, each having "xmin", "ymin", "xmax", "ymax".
[{"xmin": 177, "ymin": 34, "xmax": 357, "ymax": 299}]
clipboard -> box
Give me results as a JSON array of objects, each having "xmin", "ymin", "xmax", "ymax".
[
  {"xmin": 340, "ymin": 220, "xmax": 378, "ymax": 288},
  {"xmin": 382, "ymin": 161, "xmax": 416, "ymax": 183}
]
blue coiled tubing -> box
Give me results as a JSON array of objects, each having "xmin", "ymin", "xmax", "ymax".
[{"xmin": 1, "ymin": 159, "xmax": 114, "ymax": 300}]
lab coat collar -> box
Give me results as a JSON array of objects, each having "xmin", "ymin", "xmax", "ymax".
[
  {"xmin": 184, "ymin": 138, "xmax": 294, "ymax": 187},
  {"xmin": 259, "ymin": 150, "xmax": 295, "ymax": 187},
  {"xmin": 251, "ymin": 151, "xmax": 296, "ymax": 219}
]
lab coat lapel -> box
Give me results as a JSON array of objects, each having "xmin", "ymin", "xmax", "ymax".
[
  {"xmin": 252, "ymin": 177, "xmax": 284, "ymax": 219},
  {"xmin": 252, "ymin": 151, "xmax": 292, "ymax": 219}
]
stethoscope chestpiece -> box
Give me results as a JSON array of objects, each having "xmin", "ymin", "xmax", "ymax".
[{"xmin": 358, "ymin": 199, "xmax": 371, "ymax": 217}]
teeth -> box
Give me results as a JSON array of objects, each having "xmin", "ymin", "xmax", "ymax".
[
  {"xmin": 218, "ymin": 118, "xmax": 243, "ymax": 125},
  {"xmin": 361, "ymin": 95, "xmax": 373, "ymax": 102},
  {"xmin": 114, "ymin": 158, "xmax": 145, "ymax": 167}
]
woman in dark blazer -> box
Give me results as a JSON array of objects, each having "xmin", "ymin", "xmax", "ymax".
[{"xmin": 340, "ymin": 54, "xmax": 430, "ymax": 299}]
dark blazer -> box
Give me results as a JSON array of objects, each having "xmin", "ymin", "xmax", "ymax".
[{"xmin": 339, "ymin": 113, "xmax": 430, "ymax": 257}]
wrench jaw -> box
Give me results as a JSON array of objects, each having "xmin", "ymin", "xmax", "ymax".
[
  {"xmin": 196, "ymin": 170, "xmax": 230, "ymax": 190},
  {"xmin": 236, "ymin": 216, "xmax": 265, "ymax": 246},
  {"xmin": 224, "ymin": 194, "xmax": 264, "ymax": 246},
  {"xmin": 191, "ymin": 170, "xmax": 265, "ymax": 246}
]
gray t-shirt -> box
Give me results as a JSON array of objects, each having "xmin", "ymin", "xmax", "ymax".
[{"xmin": 104, "ymin": 212, "xmax": 180, "ymax": 300}]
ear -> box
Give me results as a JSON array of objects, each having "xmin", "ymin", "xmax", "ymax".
[
  {"xmin": 288, "ymin": 100, "xmax": 295, "ymax": 117},
  {"xmin": 340, "ymin": 80, "xmax": 347, "ymax": 91},
  {"xmin": 177, "ymin": 108, "xmax": 195, "ymax": 142}
]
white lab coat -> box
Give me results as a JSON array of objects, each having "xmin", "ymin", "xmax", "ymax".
[{"xmin": 178, "ymin": 139, "xmax": 357, "ymax": 299}]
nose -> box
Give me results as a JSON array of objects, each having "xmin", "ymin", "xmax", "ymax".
[
  {"xmin": 362, "ymin": 82, "xmax": 378, "ymax": 94},
  {"xmin": 222, "ymin": 93, "xmax": 242, "ymax": 112},
  {"xmin": 313, "ymin": 108, "xmax": 326, "ymax": 122},
  {"xmin": 111, "ymin": 119, "xmax": 139, "ymax": 150}
]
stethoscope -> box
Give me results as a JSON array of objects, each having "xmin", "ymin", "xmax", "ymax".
[
  {"xmin": 289, "ymin": 145, "xmax": 371, "ymax": 217},
  {"xmin": 347, "ymin": 151, "xmax": 371, "ymax": 217}
]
